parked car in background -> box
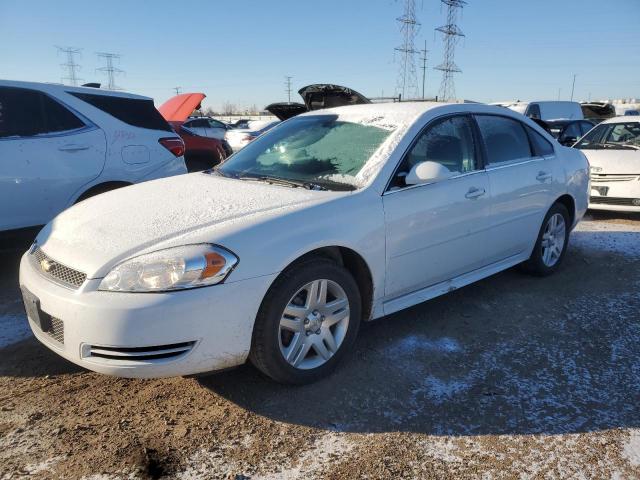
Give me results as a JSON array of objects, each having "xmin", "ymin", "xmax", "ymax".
[
  {"xmin": 224, "ymin": 120, "xmax": 279, "ymax": 152},
  {"xmin": 0, "ymin": 80, "xmax": 186, "ymax": 233},
  {"xmin": 20, "ymin": 102, "xmax": 588, "ymax": 384},
  {"xmin": 159, "ymin": 93, "xmax": 231, "ymax": 171},
  {"xmin": 497, "ymin": 101, "xmax": 584, "ymax": 121},
  {"xmin": 574, "ymin": 117, "xmax": 640, "ymax": 212},
  {"xmin": 266, "ymin": 83, "xmax": 371, "ymax": 120},
  {"xmin": 227, "ymin": 119, "xmax": 251, "ymax": 129},
  {"xmin": 580, "ymin": 102, "xmax": 616, "ymax": 123},
  {"xmin": 533, "ymin": 119, "xmax": 595, "ymax": 146}
]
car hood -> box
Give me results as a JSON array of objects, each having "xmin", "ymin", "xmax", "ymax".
[
  {"xmin": 36, "ymin": 173, "xmax": 332, "ymax": 279},
  {"xmin": 158, "ymin": 93, "xmax": 206, "ymax": 122},
  {"xmin": 265, "ymin": 102, "xmax": 308, "ymax": 121},
  {"xmin": 582, "ymin": 148, "xmax": 640, "ymax": 174},
  {"xmin": 298, "ymin": 84, "xmax": 371, "ymax": 111}
]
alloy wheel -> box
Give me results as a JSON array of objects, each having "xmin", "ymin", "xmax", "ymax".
[{"xmin": 541, "ymin": 213, "xmax": 566, "ymax": 267}]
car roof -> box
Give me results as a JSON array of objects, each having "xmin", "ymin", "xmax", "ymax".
[
  {"xmin": 599, "ymin": 116, "xmax": 640, "ymax": 125},
  {"xmin": 0, "ymin": 79, "xmax": 153, "ymax": 101}
]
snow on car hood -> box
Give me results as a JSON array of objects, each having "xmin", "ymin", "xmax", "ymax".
[
  {"xmin": 36, "ymin": 173, "xmax": 333, "ymax": 278},
  {"xmin": 582, "ymin": 148, "xmax": 640, "ymax": 174}
]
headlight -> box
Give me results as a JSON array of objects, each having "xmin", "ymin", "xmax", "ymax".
[{"xmin": 99, "ymin": 244, "xmax": 238, "ymax": 292}]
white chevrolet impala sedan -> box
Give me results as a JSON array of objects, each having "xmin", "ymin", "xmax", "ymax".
[{"xmin": 19, "ymin": 102, "xmax": 589, "ymax": 384}]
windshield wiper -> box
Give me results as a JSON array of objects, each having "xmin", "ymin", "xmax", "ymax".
[
  {"xmin": 237, "ymin": 175, "xmax": 328, "ymax": 191},
  {"xmin": 603, "ymin": 142, "xmax": 640, "ymax": 150}
]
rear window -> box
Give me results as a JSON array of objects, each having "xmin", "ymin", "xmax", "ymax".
[
  {"xmin": 0, "ymin": 86, "xmax": 85, "ymax": 138},
  {"xmin": 69, "ymin": 92, "xmax": 172, "ymax": 131}
]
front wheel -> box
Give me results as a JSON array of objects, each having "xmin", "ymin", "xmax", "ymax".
[
  {"xmin": 521, "ymin": 203, "xmax": 570, "ymax": 276},
  {"xmin": 249, "ymin": 257, "xmax": 361, "ymax": 384}
]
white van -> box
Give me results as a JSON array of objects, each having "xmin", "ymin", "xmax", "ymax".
[{"xmin": 497, "ymin": 101, "xmax": 584, "ymax": 121}]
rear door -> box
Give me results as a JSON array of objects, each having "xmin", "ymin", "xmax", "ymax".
[
  {"xmin": 475, "ymin": 114, "xmax": 555, "ymax": 263},
  {"xmin": 0, "ymin": 86, "xmax": 106, "ymax": 230},
  {"xmin": 383, "ymin": 114, "xmax": 491, "ymax": 299}
]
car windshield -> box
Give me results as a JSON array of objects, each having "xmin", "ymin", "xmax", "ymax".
[
  {"xmin": 575, "ymin": 122, "xmax": 640, "ymax": 150},
  {"xmin": 215, "ymin": 114, "xmax": 394, "ymax": 191}
]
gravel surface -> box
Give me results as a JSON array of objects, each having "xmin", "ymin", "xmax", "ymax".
[{"xmin": 1, "ymin": 211, "xmax": 639, "ymax": 479}]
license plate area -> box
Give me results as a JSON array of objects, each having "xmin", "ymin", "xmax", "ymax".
[{"xmin": 21, "ymin": 287, "xmax": 52, "ymax": 332}]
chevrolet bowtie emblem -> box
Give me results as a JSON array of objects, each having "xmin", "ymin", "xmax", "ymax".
[{"xmin": 40, "ymin": 259, "xmax": 55, "ymax": 273}]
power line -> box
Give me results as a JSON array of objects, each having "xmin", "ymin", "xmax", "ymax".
[
  {"xmin": 56, "ymin": 46, "xmax": 82, "ymax": 86},
  {"xmin": 96, "ymin": 52, "xmax": 124, "ymax": 90},
  {"xmin": 420, "ymin": 40, "xmax": 429, "ymax": 99},
  {"xmin": 285, "ymin": 76, "xmax": 292, "ymax": 102},
  {"xmin": 434, "ymin": 0, "xmax": 467, "ymax": 101},
  {"xmin": 395, "ymin": 0, "xmax": 421, "ymax": 101}
]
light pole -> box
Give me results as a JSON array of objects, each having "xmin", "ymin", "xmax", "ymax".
[{"xmin": 570, "ymin": 74, "xmax": 577, "ymax": 101}]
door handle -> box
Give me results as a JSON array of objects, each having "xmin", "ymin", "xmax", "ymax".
[
  {"xmin": 465, "ymin": 187, "xmax": 486, "ymax": 199},
  {"xmin": 536, "ymin": 171, "xmax": 552, "ymax": 182},
  {"xmin": 58, "ymin": 144, "xmax": 90, "ymax": 152}
]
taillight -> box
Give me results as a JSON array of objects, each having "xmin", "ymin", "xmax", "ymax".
[{"xmin": 159, "ymin": 137, "xmax": 185, "ymax": 157}]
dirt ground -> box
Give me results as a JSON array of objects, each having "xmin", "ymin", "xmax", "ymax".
[{"xmin": 1, "ymin": 211, "xmax": 639, "ymax": 479}]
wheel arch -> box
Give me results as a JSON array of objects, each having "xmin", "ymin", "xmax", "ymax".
[
  {"xmin": 74, "ymin": 181, "xmax": 133, "ymax": 204},
  {"xmin": 554, "ymin": 193, "xmax": 576, "ymax": 227},
  {"xmin": 276, "ymin": 246, "xmax": 375, "ymax": 322}
]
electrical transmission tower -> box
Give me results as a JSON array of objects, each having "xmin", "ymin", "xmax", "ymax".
[
  {"xmin": 420, "ymin": 40, "xmax": 429, "ymax": 99},
  {"xmin": 56, "ymin": 46, "xmax": 82, "ymax": 86},
  {"xmin": 434, "ymin": 0, "xmax": 466, "ymax": 101},
  {"xmin": 96, "ymin": 52, "xmax": 124, "ymax": 90},
  {"xmin": 285, "ymin": 76, "xmax": 292, "ymax": 102},
  {"xmin": 395, "ymin": 0, "xmax": 421, "ymax": 100}
]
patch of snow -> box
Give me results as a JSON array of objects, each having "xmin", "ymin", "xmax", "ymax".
[
  {"xmin": 0, "ymin": 307, "xmax": 31, "ymax": 348},
  {"xmin": 388, "ymin": 334, "xmax": 462, "ymax": 356},
  {"xmin": 623, "ymin": 429, "xmax": 640, "ymax": 466},
  {"xmin": 413, "ymin": 375, "xmax": 473, "ymax": 405},
  {"xmin": 572, "ymin": 220, "xmax": 640, "ymax": 258},
  {"xmin": 252, "ymin": 433, "xmax": 354, "ymax": 480}
]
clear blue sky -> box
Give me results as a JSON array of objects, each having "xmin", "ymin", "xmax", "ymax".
[{"xmin": 1, "ymin": 0, "xmax": 638, "ymax": 110}]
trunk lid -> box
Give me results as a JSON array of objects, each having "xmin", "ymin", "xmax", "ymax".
[{"xmin": 298, "ymin": 84, "xmax": 371, "ymax": 111}]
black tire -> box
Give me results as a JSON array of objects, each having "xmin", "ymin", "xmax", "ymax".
[
  {"xmin": 521, "ymin": 202, "xmax": 571, "ymax": 276},
  {"xmin": 249, "ymin": 257, "xmax": 361, "ymax": 384}
]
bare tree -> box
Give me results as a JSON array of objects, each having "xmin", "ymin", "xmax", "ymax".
[{"xmin": 222, "ymin": 102, "xmax": 236, "ymax": 115}]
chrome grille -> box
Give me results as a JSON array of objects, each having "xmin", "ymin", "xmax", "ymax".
[
  {"xmin": 590, "ymin": 196, "xmax": 640, "ymax": 206},
  {"xmin": 45, "ymin": 317, "xmax": 64, "ymax": 344},
  {"xmin": 591, "ymin": 174, "xmax": 639, "ymax": 183},
  {"xmin": 31, "ymin": 247, "xmax": 87, "ymax": 289}
]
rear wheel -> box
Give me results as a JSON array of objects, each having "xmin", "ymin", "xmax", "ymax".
[
  {"xmin": 249, "ymin": 257, "xmax": 361, "ymax": 384},
  {"xmin": 521, "ymin": 203, "xmax": 570, "ymax": 276}
]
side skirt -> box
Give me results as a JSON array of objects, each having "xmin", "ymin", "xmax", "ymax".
[{"xmin": 381, "ymin": 253, "xmax": 529, "ymax": 317}]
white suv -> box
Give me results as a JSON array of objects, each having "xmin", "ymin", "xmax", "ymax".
[{"xmin": 0, "ymin": 80, "xmax": 187, "ymax": 232}]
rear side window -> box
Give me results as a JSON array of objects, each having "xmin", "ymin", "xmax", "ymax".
[
  {"xmin": 526, "ymin": 104, "xmax": 541, "ymax": 119},
  {"xmin": 525, "ymin": 125, "xmax": 555, "ymax": 156},
  {"xmin": 475, "ymin": 115, "xmax": 532, "ymax": 165},
  {"xmin": 0, "ymin": 86, "xmax": 85, "ymax": 138},
  {"xmin": 70, "ymin": 92, "xmax": 172, "ymax": 132}
]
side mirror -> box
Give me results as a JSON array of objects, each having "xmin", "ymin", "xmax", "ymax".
[{"xmin": 405, "ymin": 161, "xmax": 455, "ymax": 186}]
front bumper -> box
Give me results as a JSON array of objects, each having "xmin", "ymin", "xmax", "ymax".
[
  {"xmin": 589, "ymin": 178, "xmax": 640, "ymax": 212},
  {"xmin": 19, "ymin": 252, "xmax": 277, "ymax": 378}
]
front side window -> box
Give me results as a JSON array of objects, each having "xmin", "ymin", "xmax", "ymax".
[
  {"xmin": 216, "ymin": 114, "xmax": 394, "ymax": 191},
  {"xmin": 0, "ymin": 87, "xmax": 85, "ymax": 138},
  {"xmin": 575, "ymin": 122, "xmax": 640, "ymax": 150},
  {"xmin": 476, "ymin": 115, "xmax": 532, "ymax": 165}
]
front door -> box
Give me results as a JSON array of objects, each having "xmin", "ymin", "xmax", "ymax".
[{"xmin": 383, "ymin": 114, "xmax": 491, "ymax": 299}]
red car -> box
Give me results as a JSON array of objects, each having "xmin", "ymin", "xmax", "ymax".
[{"xmin": 159, "ymin": 93, "xmax": 231, "ymax": 172}]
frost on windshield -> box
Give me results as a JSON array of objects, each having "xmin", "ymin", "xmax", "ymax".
[{"xmin": 253, "ymin": 120, "xmax": 392, "ymax": 186}]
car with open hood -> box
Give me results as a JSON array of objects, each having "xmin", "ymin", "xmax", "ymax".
[
  {"xmin": 574, "ymin": 116, "xmax": 640, "ymax": 211},
  {"xmin": 158, "ymin": 93, "xmax": 231, "ymax": 171},
  {"xmin": 19, "ymin": 101, "xmax": 588, "ymax": 384},
  {"xmin": 265, "ymin": 83, "xmax": 371, "ymax": 121}
]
